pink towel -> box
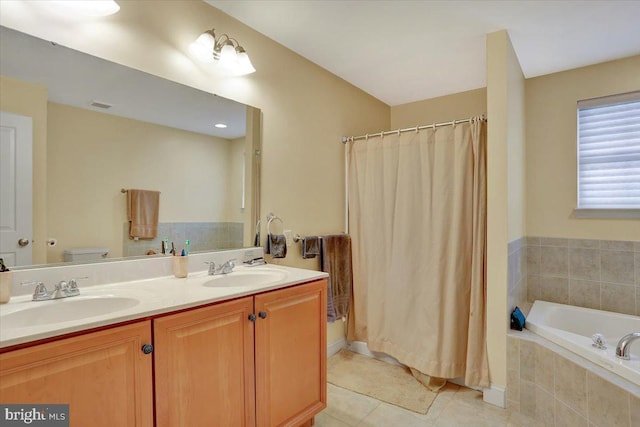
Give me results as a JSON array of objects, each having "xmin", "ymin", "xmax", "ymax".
[{"xmin": 127, "ymin": 189, "xmax": 160, "ymax": 239}]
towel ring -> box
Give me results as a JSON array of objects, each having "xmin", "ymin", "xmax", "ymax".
[{"xmin": 266, "ymin": 213, "xmax": 284, "ymax": 235}]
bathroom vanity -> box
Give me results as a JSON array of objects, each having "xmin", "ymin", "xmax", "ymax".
[{"xmin": 0, "ymin": 261, "xmax": 327, "ymax": 427}]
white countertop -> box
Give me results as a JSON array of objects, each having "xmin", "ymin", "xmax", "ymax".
[{"xmin": 0, "ymin": 264, "xmax": 328, "ymax": 349}]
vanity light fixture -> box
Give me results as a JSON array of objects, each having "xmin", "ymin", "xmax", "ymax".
[
  {"xmin": 214, "ymin": 123, "xmax": 228, "ymax": 128},
  {"xmin": 45, "ymin": 0, "xmax": 120, "ymax": 17},
  {"xmin": 189, "ymin": 28, "xmax": 256, "ymax": 76}
]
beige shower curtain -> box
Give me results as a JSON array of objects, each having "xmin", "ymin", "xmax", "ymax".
[{"xmin": 347, "ymin": 119, "xmax": 489, "ymax": 387}]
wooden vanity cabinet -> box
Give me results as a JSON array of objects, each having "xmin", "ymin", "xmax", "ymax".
[
  {"xmin": 255, "ymin": 280, "xmax": 327, "ymax": 427},
  {"xmin": 0, "ymin": 279, "xmax": 327, "ymax": 427},
  {"xmin": 154, "ymin": 297, "xmax": 256, "ymax": 427},
  {"xmin": 0, "ymin": 321, "xmax": 153, "ymax": 427}
]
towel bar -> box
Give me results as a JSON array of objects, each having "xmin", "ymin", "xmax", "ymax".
[
  {"xmin": 266, "ymin": 213, "xmax": 284, "ymax": 235},
  {"xmin": 293, "ymin": 234, "xmax": 323, "ymax": 243}
]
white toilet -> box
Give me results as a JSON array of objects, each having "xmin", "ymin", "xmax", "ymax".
[{"xmin": 63, "ymin": 247, "xmax": 109, "ymax": 262}]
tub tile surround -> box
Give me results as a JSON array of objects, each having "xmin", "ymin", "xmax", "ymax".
[
  {"xmin": 508, "ymin": 236, "xmax": 640, "ymax": 317},
  {"xmin": 507, "ymin": 331, "xmax": 640, "ymax": 427}
]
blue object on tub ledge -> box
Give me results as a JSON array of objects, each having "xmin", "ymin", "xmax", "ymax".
[{"xmin": 510, "ymin": 306, "xmax": 526, "ymax": 331}]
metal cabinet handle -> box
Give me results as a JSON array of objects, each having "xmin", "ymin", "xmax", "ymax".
[
  {"xmin": 248, "ymin": 314, "xmax": 257, "ymax": 322},
  {"xmin": 141, "ymin": 344, "xmax": 154, "ymax": 354},
  {"xmin": 258, "ymin": 311, "xmax": 267, "ymax": 319}
]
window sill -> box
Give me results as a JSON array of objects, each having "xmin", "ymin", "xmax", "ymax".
[{"xmin": 573, "ymin": 208, "xmax": 640, "ymax": 219}]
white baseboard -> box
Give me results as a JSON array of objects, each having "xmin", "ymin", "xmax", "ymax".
[
  {"xmin": 346, "ymin": 340, "xmax": 403, "ymax": 366},
  {"xmin": 483, "ymin": 383, "xmax": 506, "ymax": 408},
  {"xmin": 327, "ymin": 337, "xmax": 347, "ymax": 357}
]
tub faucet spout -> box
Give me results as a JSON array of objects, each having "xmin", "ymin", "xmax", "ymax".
[{"xmin": 615, "ymin": 332, "xmax": 640, "ymax": 360}]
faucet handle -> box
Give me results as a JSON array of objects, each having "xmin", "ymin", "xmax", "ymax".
[
  {"xmin": 68, "ymin": 276, "xmax": 88, "ymax": 289},
  {"xmin": 31, "ymin": 282, "xmax": 50, "ymax": 301}
]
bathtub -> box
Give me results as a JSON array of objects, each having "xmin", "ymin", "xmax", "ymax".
[{"xmin": 526, "ymin": 300, "xmax": 640, "ymax": 386}]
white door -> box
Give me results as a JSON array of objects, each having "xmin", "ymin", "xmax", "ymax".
[{"xmin": 0, "ymin": 111, "xmax": 33, "ymax": 267}]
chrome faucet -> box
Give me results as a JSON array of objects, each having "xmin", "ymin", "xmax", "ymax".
[
  {"xmin": 615, "ymin": 332, "xmax": 640, "ymax": 360},
  {"xmin": 206, "ymin": 259, "xmax": 236, "ymax": 275},
  {"xmin": 23, "ymin": 277, "xmax": 86, "ymax": 302}
]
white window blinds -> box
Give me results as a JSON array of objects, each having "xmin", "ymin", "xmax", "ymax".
[{"xmin": 577, "ymin": 91, "xmax": 640, "ymax": 210}]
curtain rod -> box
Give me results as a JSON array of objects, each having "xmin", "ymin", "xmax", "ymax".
[{"xmin": 341, "ymin": 114, "xmax": 486, "ymax": 144}]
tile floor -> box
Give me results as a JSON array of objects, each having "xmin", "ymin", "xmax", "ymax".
[{"xmin": 315, "ymin": 382, "xmax": 541, "ymax": 427}]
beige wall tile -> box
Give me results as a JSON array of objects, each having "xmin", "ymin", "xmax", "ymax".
[
  {"xmin": 527, "ymin": 276, "xmax": 540, "ymax": 302},
  {"xmin": 569, "ymin": 279, "xmax": 601, "ymax": 310},
  {"xmin": 535, "ymin": 386, "xmax": 555, "ymax": 426},
  {"xmin": 520, "ymin": 380, "xmax": 537, "ymax": 418},
  {"xmin": 520, "ymin": 340, "xmax": 536, "ymax": 382},
  {"xmin": 630, "ymin": 394, "xmax": 640, "ymax": 427},
  {"xmin": 539, "ymin": 276, "xmax": 569, "ymax": 304},
  {"xmin": 535, "ymin": 345, "xmax": 554, "ymax": 394},
  {"xmin": 555, "ymin": 400, "xmax": 588, "ymax": 427},
  {"xmin": 635, "ymin": 252, "xmax": 639, "ymax": 286},
  {"xmin": 526, "ymin": 237, "xmax": 541, "ymax": 246},
  {"xmin": 601, "ymin": 250, "xmax": 635, "ymax": 285},
  {"xmin": 540, "ymin": 238, "xmax": 568, "ymax": 247},
  {"xmin": 527, "ymin": 246, "xmax": 541, "ymax": 276},
  {"xmin": 569, "ymin": 248, "xmax": 600, "ymax": 281},
  {"xmin": 554, "ymin": 354, "xmax": 587, "ymax": 416},
  {"xmin": 508, "ymin": 369, "xmax": 520, "ymax": 403},
  {"xmin": 601, "ymin": 283, "xmax": 636, "ymax": 315},
  {"xmin": 587, "ymin": 372, "xmax": 630, "ymax": 427},
  {"xmin": 600, "ymin": 240, "xmax": 634, "ymax": 251},
  {"xmin": 507, "ymin": 337, "xmax": 520, "ymax": 372},
  {"xmin": 540, "ymin": 246, "xmax": 569, "ymax": 277},
  {"xmin": 569, "ymin": 239, "xmax": 601, "ymax": 249}
]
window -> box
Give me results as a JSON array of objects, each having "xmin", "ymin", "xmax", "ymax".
[{"xmin": 576, "ymin": 91, "xmax": 640, "ymax": 218}]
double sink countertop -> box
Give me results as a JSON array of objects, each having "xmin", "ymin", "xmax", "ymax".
[{"xmin": 0, "ymin": 264, "xmax": 328, "ymax": 349}]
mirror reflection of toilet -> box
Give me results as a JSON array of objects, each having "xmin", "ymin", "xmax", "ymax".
[{"xmin": 63, "ymin": 248, "xmax": 109, "ymax": 262}]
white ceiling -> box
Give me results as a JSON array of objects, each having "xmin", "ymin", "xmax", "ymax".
[
  {"xmin": 0, "ymin": 26, "xmax": 247, "ymax": 139},
  {"xmin": 208, "ymin": 0, "xmax": 640, "ymax": 106}
]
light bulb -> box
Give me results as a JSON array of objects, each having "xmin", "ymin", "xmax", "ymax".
[
  {"xmin": 45, "ymin": 0, "xmax": 120, "ymax": 17},
  {"xmin": 235, "ymin": 51, "xmax": 256, "ymax": 75},
  {"xmin": 189, "ymin": 32, "xmax": 215, "ymax": 63},
  {"xmin": 219, "ymin": 44, "xmax": 237, "ymax": 64}
]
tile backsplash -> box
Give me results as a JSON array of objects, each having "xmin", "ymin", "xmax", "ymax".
[
  {"xmin": 509, "ymin": 236, "xmax": 640, "ymax": 316},
  {"xmin": 123, "ymin": 222, "xmax": 244, "ymax": 257}
]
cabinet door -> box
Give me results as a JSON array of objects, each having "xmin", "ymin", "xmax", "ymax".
[
  {"xmin": 0, "ymin": 321, "xmax": 153, "ymax": 427},
  {"xmin": 255, "ymin": 280, "xmax": 327, "ymax": 427},
  {"xmin": 154, "ymin": 297, "xmax": 255, "ymax": 427}
]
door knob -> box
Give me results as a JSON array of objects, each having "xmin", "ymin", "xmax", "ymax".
[{"xmin": 18, "ymin": 238, "xmax": 30, "ymax": 247}]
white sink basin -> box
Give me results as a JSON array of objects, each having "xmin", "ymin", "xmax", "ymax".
[
  {"xmin": 203, "ymin": 268, "xmax": 288, "ymax": 288},
  {"xmin": 1, "ymin": 296, "xmax": 140, "ymax": 329}
]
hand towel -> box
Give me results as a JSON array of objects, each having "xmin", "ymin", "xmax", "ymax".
[
  {"xmin": 321, "ymin": 234, "xmax": 353, "ymax": 322},
  {"xmin": 302, "ymin": 236, "xmax": 320, "ymax": 259},
  {"xmin": 127, "ymin": 189, "xmax": 160, "ymax": 239},
  {"xmin": 265, "ymin": 233, "xmax": 287, "ymax": 258}
]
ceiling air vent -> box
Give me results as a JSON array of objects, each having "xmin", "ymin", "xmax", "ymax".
[{"xmin": 90, "ymin": 100, "xmax": 113, "ymax": 109}]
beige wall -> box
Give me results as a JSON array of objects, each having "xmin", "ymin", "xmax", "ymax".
[
  {"xmin": 1, "ymin": 1, "xmax": 389, "ymax": 345},
  {"xmin": 486, "ymin": 30, "xmax": 526, "ymax": 389},
  {"xmin": 47, "ymin": 102, "xmax": 237, "ymax": 263},
  {"xmin": 526, "ymin": 55, "xmax": 640, "ymax": 241},
  {"xmin": 390, "ymin": 88, "xmax": 486, "ymax": 129},
  {"xmin": 0, "ymin": 76, "xmax": 48, "ymax": 265},
  {"xmin": 507, "ymin": 48, "xmax": 526, "ymax": 242}
]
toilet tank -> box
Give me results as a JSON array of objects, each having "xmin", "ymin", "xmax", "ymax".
[{"xmin": 63, "ymin": 247, "xmax": 109, "ymax": 262}]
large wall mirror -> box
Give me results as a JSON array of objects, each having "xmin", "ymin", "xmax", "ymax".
[{"xmin": 0, "ymin": 26, "xmax": 261, "ymax": 269}]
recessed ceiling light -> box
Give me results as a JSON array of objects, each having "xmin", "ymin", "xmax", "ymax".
[{"xmin": 215, "ymin": 123, "xmax": 227, "ymax": 128}]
